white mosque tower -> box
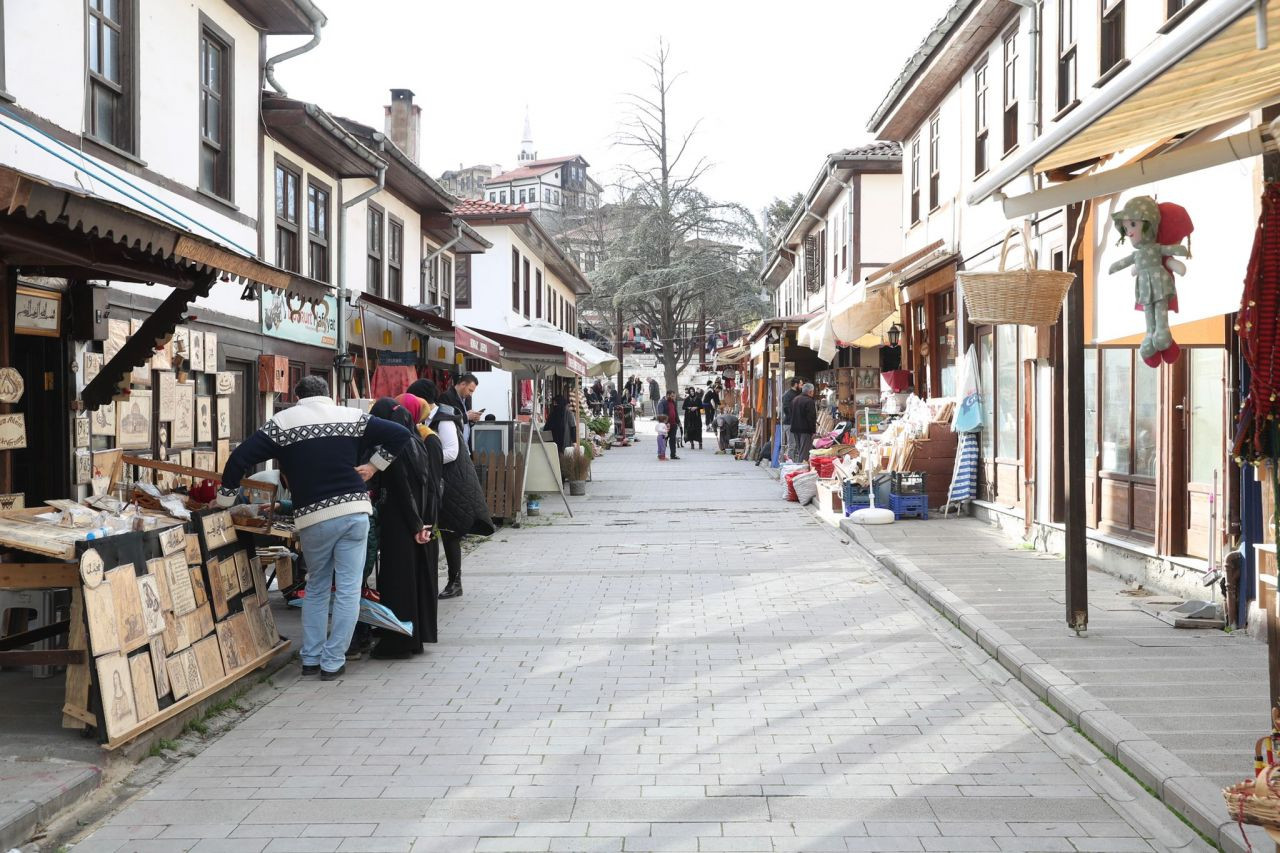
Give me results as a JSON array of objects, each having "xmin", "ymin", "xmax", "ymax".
[{"xmin": 518, "ymin": 108, "xmax": 536, "ymax": 163}]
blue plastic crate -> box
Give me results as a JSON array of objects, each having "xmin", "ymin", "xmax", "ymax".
[
  {"xmin": 889, "ymin": 493, "xmax": 929, "ymax": 520},
  {"xmin": 841, "ymin": 481, "xmax": 869, "ymax": 505},
  {"xmin": 842, "ymin": 493, "xmax": 871, "ymax": 516}
]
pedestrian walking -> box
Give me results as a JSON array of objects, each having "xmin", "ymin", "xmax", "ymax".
[
  {"xmin": 648, "ymin": 377, "xmax": 661, "ymax": 418},
  {"xmin": 780, "ymin": 377, "xmax": 802, "ymax": 460},
  {"xmin": 362, "ymin": 397, "xmax": 441, "ymax": 659},
  {"xmin": 218, "ymin": 375, "xmax": 413, "ymax": 680},
  {"xmin": 790, "ymin": 382, "xmax": 818, "ymax": 462},
  {"xmin": 682, "ymin": 387, "xmax": 704, "ymax": 449},
  {"xmin": 655, "ymin": 414, "xmax": 670, "ymax": 460},
  {"xmin": 406, "ymin": 380, "xmax": 495, "ymax": 600},
  {"xmin": 660, "ymin": 391, "xmax": 681, "ymax": 459}
]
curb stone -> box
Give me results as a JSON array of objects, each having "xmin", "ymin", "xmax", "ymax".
[
  {"xmin": 840, "ymin": 518, "xmax": 1264, "ymax": 853},
  {"xmin": 0, "ymin": 760, "xmax": 101, "ymax": 850}
]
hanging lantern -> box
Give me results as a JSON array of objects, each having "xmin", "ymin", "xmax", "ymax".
[
  {"xmin": 410, "ymin": 337, "xmax": 420, "ymax": 353},
  {"xmin": 382, "ymin": 329, "xmax": 393, "ymax": 346},
  {"xmin": 455, "ymin": 352, "xmax": 465, "ymax": 366},
  {"xmin": 352, "ymin": 317, "xmax": 364, "ymax": 335},
  {"xmin": 437, "ymin": 345, "xmax": 447, "ymax": 361}
]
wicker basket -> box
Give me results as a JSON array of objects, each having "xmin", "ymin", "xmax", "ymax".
[
  {"xmin": 1225, "ymin": 767, "xmax": 1280, "ymax": 838},
  {"xmin": 958, "ymin": 227, "xmax": 1075, "ymax": 326}
]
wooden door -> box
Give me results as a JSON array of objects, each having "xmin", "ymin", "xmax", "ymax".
[
  {"xmin": 1098, "ymin": 349, "xmax": 1157, "ymax": 540},
  {"xmin": 1183, "ymin": 348, "xmax": 1227, "ymax": 559}
]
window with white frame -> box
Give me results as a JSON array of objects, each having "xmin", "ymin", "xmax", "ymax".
[
  {"xmin": 1100, "ymin": 0, "xmax": 1126, "ymax": 77},
  {"xmin": 87, "ymin": 0, "xmax": 135, "ymax": 152},
  {"xmin": 1003, "ymin": 27, "xmax": 1019, "ymax": 154},
  {"xmin": 974, "ymin": 61, "xmax": 989, "ymax": 176},
  {"xmin": 928, "ymin": 112, "xmax": 941, "ymax": 210},
  {"xmin": 909, "ymin": 136, "xmax": 921, "ymax": 223},
  {"xmin": 1058, "ymin": 0, "xmax": 1078, "ymax": 111},
  {"xmin": 198, "ymin": 22, "xmax": 232, "ymax": 200}
]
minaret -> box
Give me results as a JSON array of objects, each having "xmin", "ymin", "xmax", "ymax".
[{"xmin": 519, "ymin": 107, "xmax": 536, "ymax": 163}]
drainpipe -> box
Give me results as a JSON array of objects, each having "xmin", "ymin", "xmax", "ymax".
[
  {"xmin": 423, "ymin": 220, "xmax": 465, "ymax": 268},
  {"xmin": 264, "ymin": 0, "xmax": 327, "ymax": 96},
  {"xmin": 336, "ymin": 164, "xmax": 387, "ymax": 358},
  {"xmin": 1009, "ymin": 0, "xmax": 1042, "ymax": 184}
]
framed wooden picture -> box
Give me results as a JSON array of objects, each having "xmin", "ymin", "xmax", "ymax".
[
  {"xmin": 104, "ymin": 319, "xmax": 128, "ymax": 363},
  {"xmin": 106, "ymin": 565, "xmax": 147, "ymax": 653},
  {"xmin": 189, "ymin": 331, "xmax": 205, "ymax": 373},
  {"xmin": 167, "ymin": 651, "xmax": 191, "ymax": 700},
  {"xmin": 172, "ymin": 327, "xmax": 190, "ymax": 368},
  {"xmin": 0, "ymin": 367, "xmax": 23, "ymax": 403},
  {"xmin": 201, "ymin": 510, "xmax": 235, "ymax": 550},
  {"xmin": 95, "ymin": 652, "xmax": 138, "ymax": 739},
  {"xmin": 215, "ymin": 371, "xmax": 234, "ymax": 396},
  {"xmin": 129, "ymin": 650, "xmax": 160, "ymax": 721},
  {"xmin": 0, "ymin": 413, "xmax": 27, "ymax": 450},
  {"xmin": 158, "ymin": 525, "xmax": 186, "ymax": 557},
  {"xmin": 84, "ymin": 351, "xmax": 103, "ymax": 383},
  {"xmin": 215, "ymin": 396, "xmax": 230, "ymax": 439},
  {"xmin": 164, "ymin": 553, "xmax": 197, "ymax": 616},
  {"xmin": 233, "ymin": 550, "xmax": 252, "ymax": 593},
  {"xmin": 192, "ymin": 635, "xmax": 225, "ymax": 684},
  {"xmin": 84, "ymin": 578, "xmax": 120, "ymax": 656},
  {"xmin": 137, "ymin": 574, "xmax": 166, "ymax": 637},
  {"xmin": 14, "ymin": 285, "xmax": 60, "ymax": 337},
  {"xmin": 206, "ymin": 558, "xmax": 229, "ymax": 620},
  {"xmin": 196, "ymin": 397, "xmax": 213, "ymax": 444},
  {"xmin": 90, "ymin": 449, "xmax": 122, "ymax": 497},
  {"xmin": 74, "ymin": 416, "xmax": 90, "ymax": 448},
  {"xmin": 74, "ymin": 450, "xmax": 91, "ymax": 485},
  {"xmin": 91, "ymin": 401, "xmax": 116, "ymax": 437},
  {"xmin": 149, "ymin": 637, "xmax": 171, "ymax": 699},
  {"xmin": 204, "ymin": 333, "xmax": 218, "ymax": 373},
  {"xmin": 216, "ymin": 613, "xmax": 250, "ymax": 673},
  {"xmin": 157, "ymin": 372, "xmax": 178, "ymax": 423},
  {"xmin": 218, "ymin": 554, "xmax": 241, "ymax": 598},
  {"xmin": 216, "ymin": 439, "xmax": 230, "ymax": 472},
  {"xmin": 171, "ymin": 383, "xmax": 195, "ymax": 448},
  {"xmin": 116, "ymin": 391, "xmax": 152, "ymax": 449},
  {"xmin": 128, "ymin": 320, "xmax": 151, "ymax": 387}
]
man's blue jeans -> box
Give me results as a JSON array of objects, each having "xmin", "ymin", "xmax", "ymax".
[{"xmin": 297, "ymin": 513, "xmax": 370, "ymax": 673}]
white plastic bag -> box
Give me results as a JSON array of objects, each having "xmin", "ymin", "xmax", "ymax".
[{"xmin": 792, "ymin": 471, "xmax": 820, "ymax": 506}]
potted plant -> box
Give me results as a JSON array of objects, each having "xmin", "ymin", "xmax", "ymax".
[
  {"xmin": 564, "ymin": 443, "xmax": 592, "ymax": 496},
  {"xmin": 526, "ymin": 493, "xmax": 542, "ymax": 516}
]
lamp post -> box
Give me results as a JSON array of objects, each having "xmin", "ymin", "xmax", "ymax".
[{"xmin": 334, "ymin": 352, "xmax": 356, "ymax": 403}]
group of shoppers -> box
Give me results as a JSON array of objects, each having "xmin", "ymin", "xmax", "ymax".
[
  {"xmin": 781, "ymin": 376, "xmax": 819, "ymax": 462},
  {"xmin": 654, "ymin": 379, "xmax": 734, "ymax": 461},
  {"xmin": 220, "ymin": 373, "xmax": 494, "ymax": 680}
]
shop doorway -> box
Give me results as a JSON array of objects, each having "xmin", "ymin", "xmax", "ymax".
[
  {"xmin": 1097, "ymin": 348, "xmax": 1157, "ymax": 540},
  {"xmin": 975, "ymin": 325, "xmax": 1024, "ymax": 509},
  {"xmin": 1181, "ymin": 347, "xmax": 1227, "ymax": 560},
  {"xmin": 11, "ymin": 332, "xmax": 71, "ymax": 503}
]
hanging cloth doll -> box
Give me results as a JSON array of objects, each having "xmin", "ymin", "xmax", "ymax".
[{"xmin": 1108, "ymin": 195, "xmax": 1193, "ymax": 367}]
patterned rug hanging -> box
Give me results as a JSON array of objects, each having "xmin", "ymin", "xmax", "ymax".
[{"xmin": 1234, "ymin": 182, "xmax": 1280, "ymax": 466}]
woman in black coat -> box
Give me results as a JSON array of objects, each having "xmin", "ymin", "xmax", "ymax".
[
  {"xmin": 365, "ymin": 397, "xmax": 442, "ymax": 658},
  {"xmin": 407, "ymin": 379, "xmax": 495, "ymax": 600},
  {"xmin": 682, "ymin": 389, "xmax": 704, "ymax": 449}
]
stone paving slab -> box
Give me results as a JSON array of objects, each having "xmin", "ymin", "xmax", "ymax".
[
  {"xmin": 65, "ymin": 425, "xmax": 1212, "ymax": 853},
  {"xmin": 846, "ymin": 515, "xmax": 1268, "ymax": 853}
]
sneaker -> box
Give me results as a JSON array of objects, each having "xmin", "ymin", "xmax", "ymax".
[
  {"xmin": 301, "ymin": 664, "xmax": 320, "ymax": 676},
  {"xmin": 320, "ymin": 665, "xmax": 346, "ymax": 681}
]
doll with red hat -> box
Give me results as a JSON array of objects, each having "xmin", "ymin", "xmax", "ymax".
[{"xmin": 1108, "ymin": 195, "xmax": 1194, "ymax": 367}]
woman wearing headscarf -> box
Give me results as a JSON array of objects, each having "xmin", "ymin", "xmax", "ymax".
[
  {"xmin": 406, "ymin": 379, "xmax": 495, "ymax": 600},
  {"xmin": 682, "ymin": 386, "xmax": 704, "ymax": 450},
  {"xmin": 545, "ymin": 394, "xmax": 576, "ymax": 454},
  {"xmin": 364, "ymin": 396, "xmax": 442, "ymax": 658}
]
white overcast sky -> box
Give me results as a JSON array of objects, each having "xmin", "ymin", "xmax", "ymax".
[{"xmin": 271, "ymin": 0, "xmax": 954, "ymax": 216}]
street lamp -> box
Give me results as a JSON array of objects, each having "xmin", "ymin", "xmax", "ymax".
[
  {"xmin": 887, "ymin": 323, "xmax": 902, "ymax": 347},
  {"xmin": 334, "ymin": 352, "xmax": 355, "ymax": 397}
]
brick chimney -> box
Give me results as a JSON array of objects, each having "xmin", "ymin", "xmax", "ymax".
[{"xmin": 384, "ymin": 88, "xmax": 420, "ymax": 164}]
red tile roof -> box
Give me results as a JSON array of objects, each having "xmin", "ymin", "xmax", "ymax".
[
  {"xmin": 452, "ymin": 197, "xmax": 527, "ymax": 216},
  {"xmin": 486, "ymin": 154, "xmax": 587, "ymax": 185}
]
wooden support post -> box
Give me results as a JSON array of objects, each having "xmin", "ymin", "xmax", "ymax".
[
  {"xmin": 63, "ymin": 585, "xmax": 92, "ymax": 729},
  {"xmin": 1064, "ymin": 205, "xmax": 1089, "ymax": 633}
]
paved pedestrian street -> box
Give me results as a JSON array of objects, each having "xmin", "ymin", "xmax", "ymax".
[{"xmin": 70, "ymin": 429, "xmax": 1209, "ymax": 853}]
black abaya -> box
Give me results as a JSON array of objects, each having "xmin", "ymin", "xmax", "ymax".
[
  {"xmin": 682, "ymin": 393, "xmax": 704, "ymax": 447},
  {"xmin": 374, "ymin": 428, "xmax": 443, "ymax": 654}
]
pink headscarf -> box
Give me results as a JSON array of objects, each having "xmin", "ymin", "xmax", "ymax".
[{"xmin": 395, "ymin": 393, "xmax": 428, "ymax": 425}]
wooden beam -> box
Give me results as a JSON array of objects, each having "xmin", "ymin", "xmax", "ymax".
[
  {"xmin": 0, "ymin": 649, "xmax": 84, "ymax": 666},
  {"xmin": 0, "ymin": 618, "xmax": 70, "ymax": 650},
  {"xmin": 0, "ymin": 562, "xmax": 79, "ymax": 589}
]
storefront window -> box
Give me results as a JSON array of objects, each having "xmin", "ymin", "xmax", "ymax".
[
  {"xmin": 1100, "ymin": 349, "xmax": 1131, "ymax": 474},
  {"xmin": 996, "ymin": 324, "xmax": 1018, "ymax": 458},
  {"xmin": 937, "ymin": 290, "xmax": 957, "ymax": 397},
  {"xmin": 1189, "ymin": 349, "xmax": 1224, "ymax": 485},
  {"xmin": 1133, "ymin": 360, "xmax": 1158, "ymax": 478},
  {"xmin": 978, "ymin": 331, "xmax": 994, "ymax": 460},
  {"xmin": 1082, "ymin": 348, "xmax": 1097, "ymax": 466}
]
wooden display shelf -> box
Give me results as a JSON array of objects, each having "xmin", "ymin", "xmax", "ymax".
[{"xmin": 102, "ymin": 639, "xmax": 290, "ymax": 750}]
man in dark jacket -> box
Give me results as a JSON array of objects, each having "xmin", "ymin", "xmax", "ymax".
[
  {"xmin": 780, "ymin": 377, "xmax": 802, "ymax": 460},
  {"xmin": 219, "ymin": 375, "xmax": 412, "ymax": 680},
  {"xmin": 441, "ymin": 374, "xmax": 481, "ymax": 448},
  {"xmin": 790, "ymin": 382, "xmax": 818, "ymax": 462},
  {"xmin": 660, "ymin": 391, "xmax": 681, "ymax": 459}
]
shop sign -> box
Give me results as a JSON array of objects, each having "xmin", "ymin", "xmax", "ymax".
[
  {"xmin": 564, "ymin": 352, "xmax": 590, "ymax": 377},
  {"xmin": 378, "ymin": 351, "xmax": 419, "ymax": 367},
  {"xmin": 261, "ymin": 289, "xmax": 338, "ymax": 349}
]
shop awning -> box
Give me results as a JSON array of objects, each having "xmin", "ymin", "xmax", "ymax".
[
  {"xmin": 354, "ymin": 291, "xmax": 453, "ymax": 338},
  {"xmin": 969, "ymin": 0, "xmax": 1279, "ymax": 206},
  {"xmin": 797, "ymin": 282, "xmax": 898, "ymax": 363},
  {"xmin": 454, "ymin": 325, "xmax": 503, "ymax": 364},
  {"xmin": 469, "ymin": 326, "xmax": 590, "ymax": 378},
  {"xmin": 500, "ymin": 320, "xmax": 620, "ymax": 377},
  {"xmin": 713, "ymin": 343, "xmax": 749, "ymax": 365}
]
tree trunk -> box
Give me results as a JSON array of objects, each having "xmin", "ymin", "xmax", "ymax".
[
  {"xmin": 661, "ymin": 293, "xmax": 679, "ymax": 394},
  {"xmin": 614, "ymin": 308, "xmax": 625, "ymax": 402}
]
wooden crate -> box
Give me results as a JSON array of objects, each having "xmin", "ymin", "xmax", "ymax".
[{"xmin": 474, "ymin": 450, "xmax": 526, "ymax": 522}]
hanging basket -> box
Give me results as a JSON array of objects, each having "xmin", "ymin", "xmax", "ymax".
[{"xmin": 958, "ymin": 227, "xmax": 1075, "ymax": 326}]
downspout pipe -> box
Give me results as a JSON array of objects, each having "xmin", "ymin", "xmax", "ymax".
[
  {"xmin": 1009, "ymin": 0, "xmax": 1042, "ymax": 186},
  {"xmin": 264, "ymin": 1, "xmax": 327, "ymax": 96},
  {"xmin": 423, "ymin": 220, "xmax": 465, "ymax": 267},
  {"xmin": 336, "ymin": 164, "xmax": 387, "ymax": 361}
]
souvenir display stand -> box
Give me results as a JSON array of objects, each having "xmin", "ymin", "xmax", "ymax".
[{"xmin": 0, "ymin": 455, "xmax": 292, "ymax": 747}]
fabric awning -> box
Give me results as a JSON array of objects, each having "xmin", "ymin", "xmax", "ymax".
[
  {"xmin": 713, "ymin": 344, "xmax": 749, "ymax": 365},
  {"xmin": 354, "ymin": 291, "xmax": 453, "ymax": 338},
  {"xmin": 969, "ymin": 0, "xmax": 1277, "ymax": 204},
  {"xmin": 797, "ymin": 282, "xmax": 898, "ymax": 363},
  {"xmin": 469, "ymin": 326, "xmax": 589, "ymax": 378},
  {"xmin": 453, "ymin": 325, "xmax": 503, "ymax": 364},
  {"xmin": 500, "ymin": 320, "xmax": 620, "ymax": 377}
]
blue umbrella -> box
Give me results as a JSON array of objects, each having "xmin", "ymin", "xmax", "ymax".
[
  {"xmin": 286, "ymin": 595, "xmax": 413, "ymax": 637},
  {"xmin": 946, "ymin": 432, "xmax": 980, "ymax": 509}
]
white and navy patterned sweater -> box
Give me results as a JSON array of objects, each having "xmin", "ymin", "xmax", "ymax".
[{"xmin": 217, "ymin": 396, "xmax": 412, "ymax": 530}]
